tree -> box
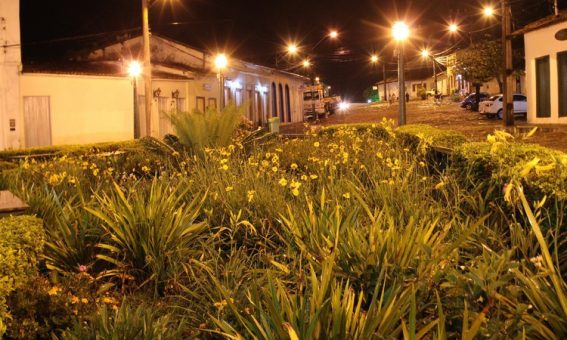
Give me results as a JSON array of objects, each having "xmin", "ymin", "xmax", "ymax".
[{"xmin": 455, "ymin": 40, "xmax": 503, "ymax": 99}]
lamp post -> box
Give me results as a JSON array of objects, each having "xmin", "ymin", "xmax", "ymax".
[
  {"xmin": 215, "ymin": 54, "xmax": 228, "ymax": 110},
  {"xmin": 393, "ymin": 21, "xmax": 410, "ymax": 126},
  {"xmin": 484, "ymin": 4, "xmax": 514, "ymax": 127},
  {"xmin": 128, "ymin": 61, "xmax": 142, "ymax": 138},
  {"xmin": 370, "ymin": 55, "xmax": 386, "ymax": 102}
]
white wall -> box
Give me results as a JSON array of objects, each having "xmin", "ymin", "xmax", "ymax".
[
  {"xmin": 525, "ymin": 20, "xmax": 567, "ymax": 124},
  {"xmin": 20, "ymin": 74, "xmax": 134, "ymax": 146},
  {"xmin": 0, "ymin": 0, "xmax": 22, "ymax": 150}
]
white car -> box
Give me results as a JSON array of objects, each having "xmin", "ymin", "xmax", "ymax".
[{"xmin": 478, "ymin": 94, "xmax": 528, "ymax": 119}]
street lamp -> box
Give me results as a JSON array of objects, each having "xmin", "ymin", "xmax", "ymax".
[
  {"xmin": 392, "ymin": 21, "xmax": 410, "ymax": 125},
  {"xmin": 302, "ymin": 59, "xmax": 311, "ymax": 68},
  {"xmin": 287, "ymin": 43, "xmax": 299, "ymax": 55},
  {"xmin": 215, "ymin": 54, "xmax": 229, "ymax": 110},
  {"xmin": 370, "ymin": 54, "xmax": 388, "ymax": 103},
  {"xmin": 483, "ymin": 6, "xmax": 495, "ymax": 17},
  {"xmin": 329, "ymin": 30, "xmax": 339, "ymax": 39},
  {"xmin": 128, "ymin": 61, "xmax": 142, "ymax": 138},
  {"xmin": 448, "ymin": 23, "xmax": 459, "ymax": 33}
]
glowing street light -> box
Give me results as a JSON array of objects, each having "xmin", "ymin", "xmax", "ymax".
[
  {"xmin": 128, "ymin": 61, "xmax": 142, "ymax": 78},
  {"xmin": 392, "ymin": 21, "xmax": 410, "ymax": 41},
  {"xmin": 302, "ymin": 59, "xmax": 311, "ymax": 68},
  {"xmin": 420, "ymin": 49, "xmax": 430, "ymax": 58},
  {"xmin": 483, "ymin": 6, "xmax": 495, "ymax": 17},
  {"xmin": 315, "ymin": 76, "xmax": 320, "ymax": 83},
  {"xmin": 214, "ymin": 54, "xmax": 229, "ymax": 70},
  {"xmin": 287, "ymin": 43, "xmax": 299, "ymax": 55},
  {"xmin": 448, "ymin": 23, "xmax": 459, "ymax": 33},
  {"xmin": 215, "ymin": 54, "xmax": 229, "ymax": 109},
  {"xmin": 329, "ymin": 30, "xmax": 339, "ymax": 39},
  {"xmin": 370, "ymin": 55, "xmax": 379, "ymax": 63}
]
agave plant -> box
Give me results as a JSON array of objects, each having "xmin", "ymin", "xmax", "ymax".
[{"xmin": 86, "ymin": 178, "xmax": 207, "ymax": 295}]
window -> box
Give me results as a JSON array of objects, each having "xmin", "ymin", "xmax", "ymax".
[
  {"xmin": 208, "ymin": 98, "xmax": 217, "ymax": 111},
  {"xmin": 196, "ymin": 96, "xmax": 206, "ymax": 112},
  {"xmin": 535, "ymin": 55, "xmax": 551, "ymax": 118},
  {"xmin": 513, "ymin": 95, "xmax": 526, "ymax": 102},
  {"xmin": 559, "ymin": 51, "xmax": 567, "ymax": 117}
]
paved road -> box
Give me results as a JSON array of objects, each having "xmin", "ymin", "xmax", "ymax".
[{"xmin": 282, "ymin": 101, "xmax": 567, "ymax": 152}]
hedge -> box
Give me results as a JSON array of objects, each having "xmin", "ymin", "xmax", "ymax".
[
  {"xmin": 0, "ymin": 216, "xmax": 44, "ymax": 336},
  {"xmin": 395, "ymin": 124, "xmax": 467, "ymax": 150},
  {"xmin": 454, "ymin": 140, "xmax": 567, "ymax": 201},
  {"xmin": 0, "ymin": 140, "xmax": 137, "ymax": 161}
]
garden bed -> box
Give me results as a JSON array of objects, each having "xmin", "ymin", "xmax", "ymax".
[{"xmin": 0, "ymin": 121, "xmax": 566, "ymax": 338}]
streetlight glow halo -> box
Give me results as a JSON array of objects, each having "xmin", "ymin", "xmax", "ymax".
[
  {"xmin": 214, "ymin": 53, "xmax": 229, "ymax": 70},
  {"xmin": 128, "ymin": 61, "xmax": 142, "ymax": 78},
  {"xmin": 392, "ymin": 21, "xmax": 410, "ymax": 41}
]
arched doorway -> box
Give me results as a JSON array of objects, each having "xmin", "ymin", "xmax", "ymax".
[
  {"xmin": 285, "ymin": 84, "xmax": 292, "ymax": 123},
  {"xmin": 278, "ymin": 84, "xmax": 284, "ymax": 122},
  {"xmin": 271, "ymin": 82, "xmax": 277, "ymax": 117}
]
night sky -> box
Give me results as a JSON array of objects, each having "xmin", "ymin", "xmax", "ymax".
[{"xmin": 21, "ymin": 0, "xmax": 566, "ymax": 101}]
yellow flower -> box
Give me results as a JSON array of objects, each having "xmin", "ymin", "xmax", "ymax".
[
  {"xmin": 301, "ymin": 175, "xmax": 308, "ymax": 181},
  {"xmin": 47, "ymin": 286, "xmax": 61, "ymax": 296},
  {"xmin": 247, "ymin": 190, "xmax": 255, "ymax": 203},
  {"xmin": 313, "ymin": 142, "xmax": 320, "ymax": 148},
  {"xmin": 81, "ymin": 298, "xmax": 89, "ymax": 304},
  {"xmin": 343, "ymin": 193, "xmax": 351, "ymax": 199},
  {"xmin": 225, "ymin": 186, "xmax": 234, "ymax": 192},
  {"xmin": 279, "ymin": 178, "xmax": 288, "ymax": 186},
  {"xmin": 220, "ymin": 164, "xmax": 229, "ymax": 171},
  {"xmin": 141, "ymin": 165, "xmax": 151, "ymax": 173},
  {"xmin": 310, "ymin": 174, "xmax": 318, "ymax": 180},
  {"xmin": 70, "ymin": 295, "xmax": 79, "ymax": 304},
  {"xmin": 291, "ymin": 188, "xmax": 300, "ymax": 196},
  {"xmin": 272, "ymin": 166, "xmax": 278, "ymax": 172},
  {"xmin": 290, "ymin": 163, "xmax": 298, "ymax": 170}
]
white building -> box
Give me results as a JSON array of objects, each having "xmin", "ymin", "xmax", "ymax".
[
  {"xmin": 0, "ymin": 0, "xmax": 308, "ymax": 150},
  {"xmin": 518, "ymin": 11, "xmax": 567, "ymax": 124},
  {"xmin": 0, "ymin": 0, "xmax": 22, "ymax": 150}
]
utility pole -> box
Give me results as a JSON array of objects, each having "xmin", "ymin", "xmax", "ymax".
[
  {"xmin": 432, "ymin": 58, "xmax": 438, "ymax": 98},
  {"xmin": 397, "ymin": 45, "xmax": 406, "ymax": 125},
  {"xmin": 142, "ymin": 0, "xmax": 154, "ymax": 136},
  {"xmin": 555, "ymin": 0, "xmax": 559, "ymax": 16},
  {"xmin": 502, "ymin": 0, "xmax": 514, "ymax": 126},
  {"xmin": 383, "ymin": 63, "xmax": 387, "ymax": 102}
]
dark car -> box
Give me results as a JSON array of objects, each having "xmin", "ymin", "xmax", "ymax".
[{"xmin": 461, "ymin": 92, "xmax": 489, "ymax": 110}]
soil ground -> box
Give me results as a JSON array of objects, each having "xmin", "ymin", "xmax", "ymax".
[{"xmin": 281, "ymin": 100, "xmax": 567, "ymax": 152}]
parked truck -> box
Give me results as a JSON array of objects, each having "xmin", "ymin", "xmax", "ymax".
[{"xmin": 303, "ymin": 84, "xmax": 341, "ymax": 119}]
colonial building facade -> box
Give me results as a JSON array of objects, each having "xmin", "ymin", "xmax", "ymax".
[
  {"xmin": 0, "ymin": 0, "xmax": 308, "ymax": 150},
  {"xmin": 519, "ymin": 11, "xmax": 567, "ymax": 124}
]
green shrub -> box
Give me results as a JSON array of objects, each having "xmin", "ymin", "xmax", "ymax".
[
  {"xmin": 169, "ymin": 104, "xmax": 244, "ymax": 152},
  {"xmin": 0, "ymin": 216, "xmax": 44, "ymax": 336},
  {"xmin": 453, "ymin": 131, "xmax": 567, "ymax": 202},
  {"xmin": 319, "ymin": 121, "xmax": 393, "ymax": 140},
  {"xmin": 0, "ymin": 140, "xmax": 137, "ymax": 161},
  {"xmin": 396, "ymin": 124, "xmax": 467, "ymax": 150}
]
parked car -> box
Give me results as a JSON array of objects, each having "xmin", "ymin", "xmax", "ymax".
[
  {"xmin": 460, "ymin": 92, "xmax": 489, "ymax": 110},
  {"xmin": 478, "ymin": 94, "xmax": 528, "ymax": 119}
]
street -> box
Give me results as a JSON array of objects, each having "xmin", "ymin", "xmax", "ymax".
[{"xmin": 282, "ymin": 100, "xmax": 567, "ymax": 152}]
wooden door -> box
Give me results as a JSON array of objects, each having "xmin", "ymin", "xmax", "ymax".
[{"xmin": 23, "ymin": 96, "xmax": 52, "ymax": 148}]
